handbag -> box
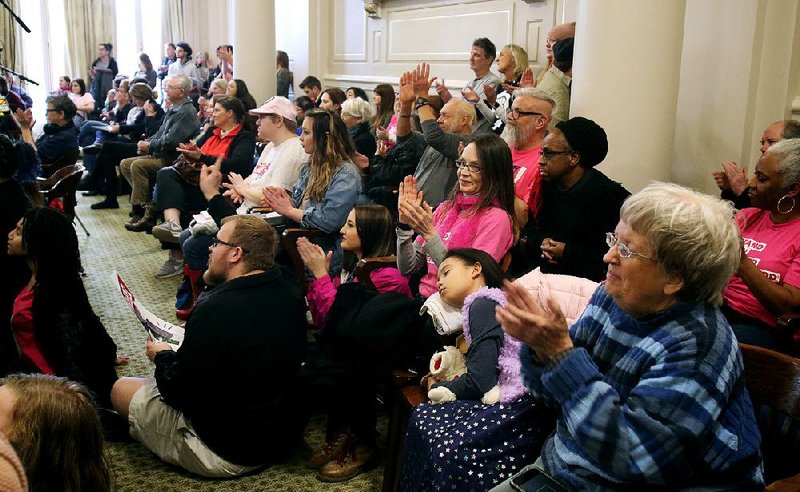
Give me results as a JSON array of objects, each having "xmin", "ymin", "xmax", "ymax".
[{"xmin": 171, "ymin": 154, "xmax": 203, "ymax": 186}]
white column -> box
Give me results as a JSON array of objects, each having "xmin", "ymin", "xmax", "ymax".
[
  {"xmin": 571, "ymin": 0, "xmax": 686, "ymax": 192},
  {"xmin": 230, "ymin": 0, "xmax": 275, "ymax": 103}
]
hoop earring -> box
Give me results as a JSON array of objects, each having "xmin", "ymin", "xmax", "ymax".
[{"xmin": 777, "ymin": 195, "xmax": 796, "ymax": 214}]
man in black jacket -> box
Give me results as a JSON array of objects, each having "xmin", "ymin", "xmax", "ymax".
[{"xmin": 111, "ymin": 214, "xmax": 307, "ymax": 477}]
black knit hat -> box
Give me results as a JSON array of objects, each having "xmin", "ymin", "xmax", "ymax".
[
  {"xmin": 176, "ymin": 42, "xmax": 193, "ymax": 57},
  {"xmin": 555, "ymin": 116, "xmax": 608, "ymax": 168},
  {"xmin": 553, "ymin": 37, "xmax": 574, "ymax": 64}
]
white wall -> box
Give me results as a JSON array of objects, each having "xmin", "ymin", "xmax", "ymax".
[
  {"xmin": 307, "ymin": 0, "xmax": 578, "ymax": 93},
  {"xmin": 672, "ymin": 0, "xmax": 800, "ymax": 194},
  {"xmin": 276, "ymin": 0, "xmax": 309, "ymax": 97}
]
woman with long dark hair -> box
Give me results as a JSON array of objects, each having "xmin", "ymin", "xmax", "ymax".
[
  {"xmin": 261, "ymin": 108, "xmax": 362, "ymax": 275},
  {"xmin": 371, "ymin": 83, "xmax": 395, "ymax": 133},
  {"xmin": 6, "ymin": 208, "xmax": 118, "ymax": 407},
  {"xmin": 276, "ymin": 50, "xmax": 293, "ymax": 98},
  {"xmin": 226, "ymin": 78, "xmax": 258, "ymax": 111},
  {"xmin": 297, "ymin": 204, "xmax": 412, "ymax": 481},
  {"xmin": 134, "ymin": 52, "xmax": 157, "ymax": 88},
  {"xmin": 397, "ymin": 132, "xmax": 516, "ymax": 299}
]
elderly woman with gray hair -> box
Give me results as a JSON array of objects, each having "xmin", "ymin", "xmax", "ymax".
[
  {"xmin": 340, "ymin": 97, "xmax": 377, "ymax": 163},
  {"xmin": 722, "ymin": 138, "xmax": 800, "ymax": 353},
  {"xmin": 493, "ymin": 182, "xmax": 764, "ymax": 491}
]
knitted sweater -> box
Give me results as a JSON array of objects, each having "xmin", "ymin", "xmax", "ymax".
[{"xmin": 521, "ymin": 284, "xmax": 764, "ymax": 490}]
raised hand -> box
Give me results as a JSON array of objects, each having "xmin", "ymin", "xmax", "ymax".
[
  {"xmin": 434, "ymin": 78, "xmax": 452, "ymax": 103},
  {"xmin": 412, "ymin": 63, "xmax": 436, "ymax": 98},
  {"xmin": 722, "ymin": 161, "xmax": 748, "ymax": 195},
  {"xmin": 398, "ymin": 71, "xmax": 416, "ymax": 105},
  {"xmin": 461, "ymin": 85, "xmax": 480, "ymax": 103},
  {"xmin": 296, "ymin": 237, "xmax": 331, "ymax": 279},
  {"xmin": 398, "ymin": 199, "xmax": 435, "ymax": 239},
  {"xmin": 376, "ymin": 139, "xmax": 388, "ymax": 158},
  {"xmin": 519, "ymin": 67, "xmax": 535, "ymax": 88},
  {"xmin": 484, "ymin": 83, "xmax": 497, "ymax": 106},
  {"xmin": 199, "ymin": 156, "xmax": 224, "ymax": 200}
]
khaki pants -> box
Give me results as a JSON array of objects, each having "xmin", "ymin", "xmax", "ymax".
[
  {"xmin": 128, "ymin": 379, "xmax": 261, "ymax": 478},
  {"xmin": 120, "ymin": 155, "xmax": 166, "ymax": 206}
]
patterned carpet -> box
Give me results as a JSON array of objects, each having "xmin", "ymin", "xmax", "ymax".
[{"xmin": 74, "ymin": 193, "xmax": 386, "ymax": 491}]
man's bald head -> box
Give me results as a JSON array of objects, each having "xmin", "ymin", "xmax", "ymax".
[{"xmin": 438, "ymin": 99, "xmax": 476, "ymax": 135}]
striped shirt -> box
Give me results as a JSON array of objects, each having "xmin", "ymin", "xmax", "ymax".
[{"xmin": 521, "ymin": 284, "xmax": 764, "ymax": 490}]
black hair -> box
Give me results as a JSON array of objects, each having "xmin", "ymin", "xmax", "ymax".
[
  {"xmin": 293, "ymin": 95, "xmax": 315, "ymax": 112},
  {"xmin": 230, "ymin": 79, "xmax": 257, "ymax": 111},
  {"xmin": 300, "ymin": 76, "xmax": 321, "ymax": 90},
  {"xmin": 346, "ymin": 87, "xmax": 368, "ymax": 101},
  {"xmin": 472, "ymin": 37, "xmax": 497, "ymax": 60},
  {"xmin": 45, "ymin": 94, "xmax": 78, "ymax": 120},
  {"xmin": 444, "ymin": 248, "xmax": 505, "ymax": 288},
  {"xmin": 276, "ymin": 50, "xmax": 290, "ymax": 69},
  {"xmin": 71, "ymin": 78, "xmax": 87, "ymax": 95},
  {"xmin": 322, "ymin": 88, "xmax": 347, "ymax": 108},
  {"xmin": 176, "ymin": 42, "xmax": 193, "ymax": 58},
  {"xmin": 98, "ymin": 43, "xmax": 113, "ymax": 53}
]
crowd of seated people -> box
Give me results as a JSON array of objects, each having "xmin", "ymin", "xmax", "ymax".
[{"xmin": 3, "ymin": 24, "xmax": 800, "ymax": 492}]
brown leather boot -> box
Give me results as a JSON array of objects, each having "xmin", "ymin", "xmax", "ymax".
[
  {"xmin": 308, "ymin": 432, "xmax": 349, "ymax": 469},
  {"xmin": 125, "ymin": 205, "xmax": 156, "ymax": 232},
  {"xmin": 316, "ymin": 439, "xmax": 376, "ymax": 482}
]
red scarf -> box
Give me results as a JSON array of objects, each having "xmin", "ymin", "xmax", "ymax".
[{"xmin": 200, "ymin": 123, "xmax": 243, "ymax": 157}]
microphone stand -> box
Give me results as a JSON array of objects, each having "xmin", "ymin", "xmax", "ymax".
[
  {"xmin": 0, "ymin": 0, "xmax": 31, "ymax": 33},
  {"xmin": 0, "ymin": 65, "xmax": 39, "ymax": 86}
]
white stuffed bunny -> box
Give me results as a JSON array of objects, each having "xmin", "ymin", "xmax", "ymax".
[{"xmin": 426, "ymin": 346, "xmax": 500, "ymax": 405}]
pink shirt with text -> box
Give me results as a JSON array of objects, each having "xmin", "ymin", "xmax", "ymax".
[{"xmin": 723, "ymin": 208, "xmax": 800, "ymax": 327}]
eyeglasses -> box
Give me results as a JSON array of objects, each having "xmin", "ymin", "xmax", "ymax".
[
  {"xmin": 605, "ymin": 232, "xmax": 657, "ymax": 261},
  {"xmin": 538, "ymin": 147, "xmax": 574, "ymax": 160},
  {"xmin": 507, "ymin": 108, "xmax": 542, "ymax": 119},
  {"xmin": 455, "ymin": 159, "xmax": 483, "ymax": 173},
  {"xmin": 45, "ymin": 108, "xmax": 59, "ymax": 113},
  {"xmin": 211, "ymin": 237, "xmax": 248, "ymax": 254}
]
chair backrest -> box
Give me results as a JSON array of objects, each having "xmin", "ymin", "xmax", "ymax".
[
  {"xmin": 353, "ymin": 256, "xmax": 398, "ymax": 291},
  {"xmin": 42, "ymin": 164, "xmax": 84, "ymax": 219},
  {"xmin": 280, "ymin": 227, "xmax": 322, "ymax": 292},
  {"xmin": 41, "ymin": 147, "xmax": 80, "ymax": 178},
  {"xmin": 740, "ymin": 343, "xmax": 800, "ymax": 484}
]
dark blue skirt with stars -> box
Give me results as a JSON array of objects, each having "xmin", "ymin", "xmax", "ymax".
[{"xmin": 398, "ymin": 395, "xmax": 554, "ymax": 491}]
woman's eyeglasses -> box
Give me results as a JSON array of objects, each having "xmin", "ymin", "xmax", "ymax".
[
  {"xmin": 605, "ymin": 232, "xmax": 656, "ymax": 261},
  {"xmin": 455, "ymin": 160, "xmax": 483, "ymax": 173}
]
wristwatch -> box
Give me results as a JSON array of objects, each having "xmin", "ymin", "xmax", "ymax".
[{"xmin": 414, "ymin": 97, "xmax": 430, "ymax": 110}]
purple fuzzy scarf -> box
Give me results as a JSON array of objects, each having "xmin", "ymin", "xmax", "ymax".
[{"xmin": 462, "ymin": 287, "xmax": 527, "ymax": 403}]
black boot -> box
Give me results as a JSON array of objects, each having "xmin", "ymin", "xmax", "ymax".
[{"xmin": 128, "ymin": 204, "xmax": 145, "ymax": 221}]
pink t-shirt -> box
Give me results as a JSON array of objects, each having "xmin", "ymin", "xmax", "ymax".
[
  {"xmin": 511, "ymin": 146, "xmax": 542, "ymax": 214},
  {"xmin": 723, "ymin": 208, "xmax": 800, "ymax": 327},
  {"xmin": 416, "ymin": 204, "xmax": 514, "ymax": 298}
]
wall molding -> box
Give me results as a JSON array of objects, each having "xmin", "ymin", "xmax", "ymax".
[{"xmin": 324, "ymin": 72, "xmax": 469, "ymax": 90}]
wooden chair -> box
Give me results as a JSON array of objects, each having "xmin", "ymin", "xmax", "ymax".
[
  {"xmin": 354, "ymin": 256, "xmax": 398, "ymax": 290},
  {"xmin": 740, "ymin": 343, "xmax": 800, "ymax": 486},
  {"xmin": 38, "ymin": 164, "xmax": 90, "ymax": 236},
  {"xmin": 279, "ymin": 227, "xmax": 321, "ymax": 292},
  {"xmin": 41, "ymin": 147, "xmax": 80, "ymax": 178}
]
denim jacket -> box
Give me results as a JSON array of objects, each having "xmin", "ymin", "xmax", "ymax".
[{"xmin": 290, "ymin": 161, "xmax": 364, "ymax": 273}]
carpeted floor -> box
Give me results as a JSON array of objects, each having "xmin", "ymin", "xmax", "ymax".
[{"xmin": 74, "ymin": 193, "xmax": 385, "ymax": 491}]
